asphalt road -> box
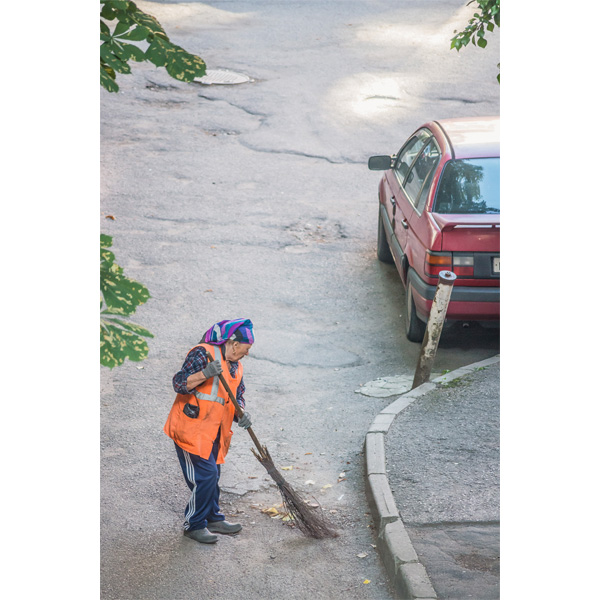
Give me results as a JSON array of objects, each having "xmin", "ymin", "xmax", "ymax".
[{"xmin": 101, "ymin": 1, "xmax": 500, "ymax": 598}]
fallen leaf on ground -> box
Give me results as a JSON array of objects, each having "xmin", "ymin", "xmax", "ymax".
[
  {"xmin": 262, "ymin": 507, "xmax": 279, "ymax": 516},
  {"xmin": 305, "ymin": 480, "xmax": 315, "ymax": 485},
  {"xmin": 281, "ymin": 466, "xmax": 293, "ymax": 470},
  {"xmin": 357, "ymin": 553, "xmax": 368, "ymax": 558},
  {"xmin": 363, "ymin": 580, "xmax": 370, "ymax": 585},
  {"xmin": 321, "ymin": 484, "xmax": 332, "ymax": 490}
]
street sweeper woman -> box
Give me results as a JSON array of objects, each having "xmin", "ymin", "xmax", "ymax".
[{"xmin": 164, "ymin": 318, "xmax": 254, "ymax": 544}]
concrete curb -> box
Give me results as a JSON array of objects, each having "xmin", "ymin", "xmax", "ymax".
[{"xmin": 364, "ymin": 355, "xmax": 500, "ymax": 600}]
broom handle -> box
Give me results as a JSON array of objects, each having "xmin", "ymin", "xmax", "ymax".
[{"xmin": 206, "ymin": 353, "xmax": 266, "ymax": 457}]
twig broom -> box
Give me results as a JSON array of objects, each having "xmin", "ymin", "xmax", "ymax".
[{"xmin": 207, "ymin": 355, "xmax": 338, "ymax": 539}]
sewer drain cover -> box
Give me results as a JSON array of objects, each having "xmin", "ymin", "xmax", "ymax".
[{"xmin": 196, "ymin": 69, "xmax": 252, "ymax": 85}]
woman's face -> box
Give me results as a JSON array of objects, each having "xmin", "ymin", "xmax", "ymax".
[{"xmin": 225, "ymin": 341, "xmax": 252, "ymax": 362}]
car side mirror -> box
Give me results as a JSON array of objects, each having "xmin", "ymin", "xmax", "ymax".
[{"xmin": 368, "ymin": 155, "xmax": 394, "ymax": 170}]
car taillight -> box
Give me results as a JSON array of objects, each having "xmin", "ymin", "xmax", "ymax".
[
  {"xmin": 425, "ymin": 252, "xmax": 475, "ymax": 278},
  {"xmin": 425, "ymin": 251, "xmax": 452, "ymax": 277},
  {"xmin": 452, "ymin": 255, "xmax": 474, "ymax": 277}
]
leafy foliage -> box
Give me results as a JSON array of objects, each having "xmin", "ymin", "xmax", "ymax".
[
  {"xmin": 100, "ymin": 0, "xmax": 206, "ymax": 92},
  {"xmin": 100, "ymin": 234, "xmax": 153, "ymax": 368},
  {"xmin": 100, "ymin": 2, "xmax": 205, "ymax": 368},
  {"xmin": 451, "ymin": 0, "xmax": 500, "ymax": 82}
]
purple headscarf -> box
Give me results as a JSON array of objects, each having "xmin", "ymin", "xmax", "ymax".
[{"xmin": 201, "ymin": 318, "xmax": 255, "ymax": 346}]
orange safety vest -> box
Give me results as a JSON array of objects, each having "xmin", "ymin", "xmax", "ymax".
[{"xmin": 163, "ymin": 343, "xmax": 243, "ymax": 464}]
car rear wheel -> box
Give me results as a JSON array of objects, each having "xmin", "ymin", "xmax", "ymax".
[
  {"xmin": 377, "ymin": 208, "xmax": 394, "ymax": 264},
  {"xmin": 406, "ymin": 283, "xmax": 426, "ymax": 343}
]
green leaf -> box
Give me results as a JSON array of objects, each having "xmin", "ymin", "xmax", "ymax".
[
  {"xmin": 130, "ymin": 8, "xmax": 167, "ymax": 36},
  {"xmin": 100, "ymin": 234, "xmax": 151, "ymax": 316},
  {"xmin": 120, "ymin": 42, "xmax": 146, "ymax": 62},
  {"xmin": 102, "ymin": 316, "xmax": 154, "ymax": 338},
  {"xmin": 100, "ymin": 4, "xmax": 117, "ymax": 20},
  {"xmin": 162, "ymin": 42, "xmax": 207, "ymax": 81},
  {"xmin": 449, "ymin": 0, "xmax": 499, "ymax": 63},
  {"xmin": 100, "ymin": 1, "xmax": 207, "ymax": 92},
  {"xmin": 100, "ymin": 64, "xmax": 119, "ymax": 92},
  {"xmin": 100, "ymin": 321, "xmax": 150, "ymax": 368},
  {"xmin": 113, "ymin": 19, "xmax": 132, "ymax": 37},
  {"xmin": 100, "ymin": 44, "xmax": 131, "ymax": 74},
  {"xmin": 108, "ymin": 0, "xmax": 131, "ymax": 10},
  {"xmin": 100, "ymin": 249, "xmax": 116, "ymax": 266},
  {"xmin": 145, "ymin": 38, "xmax": 167, "ymax": 67},
  {"xmin": 110, "ymin": 40, "xmax": 144, "ymax": 63},
  {"xmin": 100, "ymin": 233, "xmax": 153, "ymax": 367},
  {"xmin": 101, "ymin": 268, "xmax": 150, "ymax": 316},
  {"xmin": 116, "ymin": 25, "xmax": 150, "ymax": 41}
]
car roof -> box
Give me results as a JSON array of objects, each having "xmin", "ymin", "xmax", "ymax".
[{"xmin": 433, "ymin": 116, "xmax": 499, "ymax": 159}]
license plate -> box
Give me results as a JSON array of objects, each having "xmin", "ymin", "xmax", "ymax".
[{"xmin": 493, "ymin": 257, "xmax": 500, "ymax": 273}]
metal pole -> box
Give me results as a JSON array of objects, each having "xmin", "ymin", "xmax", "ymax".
[{"xmin": 412, "ymin": 270, "xmax": 457, "ymax": 389}]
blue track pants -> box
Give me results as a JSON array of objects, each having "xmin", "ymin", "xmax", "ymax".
[{"xmin": 173, "ymin": 437, "xmax": 226, "ymax": 531}]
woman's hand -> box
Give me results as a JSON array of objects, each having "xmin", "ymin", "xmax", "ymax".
[{"xmin": 202, "ymin": 361, "xmax": 223, "ymax": 380}]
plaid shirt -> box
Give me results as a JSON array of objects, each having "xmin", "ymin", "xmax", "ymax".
[{"xmin": 172, "ymin": 344, "xmax": 246, "ymax": 410}]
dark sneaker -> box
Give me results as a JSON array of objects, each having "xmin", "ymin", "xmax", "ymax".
[
  {"xmin": 184, "ymin": 528, "xmax": 218, "ymax": 544},
  {"xmin": 207, "ymin": 520, "xmax": 242, "ymax": 534}
]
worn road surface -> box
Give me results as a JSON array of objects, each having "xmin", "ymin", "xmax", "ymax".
[{"xmin": 101, "ymin": 1, "xmax": 500, "ymax": 598}]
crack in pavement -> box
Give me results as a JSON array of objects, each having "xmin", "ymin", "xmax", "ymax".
[
  {"xmin": 195, "ymin": 93, "xmax": 362, "ymax": 165},
  {"xmin": 196, "ymin": 93, "xmax": 268, "ymax": 120},
  {"xmin": 238, "ymin": 141, "xmax": 362, "ymax": 165}
]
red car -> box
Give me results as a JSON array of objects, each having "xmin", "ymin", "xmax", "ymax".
[{"xmin": 369, "ymin": 116, "xmax": 500, "ymax": 342}]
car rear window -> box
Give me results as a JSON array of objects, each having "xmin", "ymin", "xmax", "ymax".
[{"xmin": 434, "ymin": 158, "xmax": 500, "ymax": 214}]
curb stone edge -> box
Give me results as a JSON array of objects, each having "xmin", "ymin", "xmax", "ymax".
[{"xmin": 364, "ymin": 354, "xmax": 500, "ymax": 599}]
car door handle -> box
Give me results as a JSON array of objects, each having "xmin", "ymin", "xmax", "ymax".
[
  {"xmin": 390, "ymin": 196, "xmax": 396, "ymax": 206},
  {"xmin": 401, "ymin": 218, "xmax": 408, "ymax": 229}
]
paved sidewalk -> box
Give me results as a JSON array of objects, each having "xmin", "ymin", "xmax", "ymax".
[{"xmin": 365, "ymin": 356, "xmax": 500, "ymax": 599}]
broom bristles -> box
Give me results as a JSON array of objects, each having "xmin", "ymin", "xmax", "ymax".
[{"xmin": 252, "ymin": 445, "xmax": 338, "ymax": 539}]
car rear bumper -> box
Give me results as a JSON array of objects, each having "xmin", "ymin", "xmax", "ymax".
[{"xmin": 407, "ymin": 268, "xmax": 500, "ymax": 322}]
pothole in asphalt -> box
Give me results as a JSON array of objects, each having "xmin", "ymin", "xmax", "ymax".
[
  {"xmin": 285, "ymin": 220, "xmax": 348, "ymax": 244},
  {"xmin": 195, "ymin": 69, "xmax": 253, "ymax": 85},
  {"xmin": 456, "ymin": 552, "xmax": 500, "ymax": 574}
]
